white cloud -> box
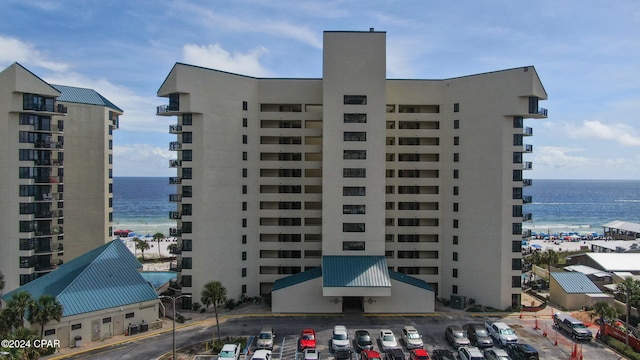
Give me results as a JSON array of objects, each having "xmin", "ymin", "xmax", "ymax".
[
  {"xmin": 182, "ymin": 43, "xmax": 271, "ymax": 77},
  {"xmin": 570, "ymin": 120, "xmax": 640, "ymax": 147},
  {"xmin": 533, "ymin": 146, "xmax": 592, "ymax": 170},
  {"xmin": 113, "ymin": 144, "xmax": 175, "ymax": 177},
  {"xmin": 0, "ymin": 35, "xmax": 69, "ymax": 72}
]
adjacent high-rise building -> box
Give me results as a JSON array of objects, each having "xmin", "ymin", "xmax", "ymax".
[
  {"xmin": 0, "ymin": 63, "xmax": 121, "ymax": 293},
  {"xmin": 157, "ymin": 30, "xmax": 547, "ymax": 312}
]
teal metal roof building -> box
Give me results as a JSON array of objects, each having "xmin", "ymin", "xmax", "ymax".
[
  {"xmin": 2, "ymin": 239, "xmax": 159, "ymax": 317},
  {"xmin": 51, "ymin": 84, "xmax": 123, "ymax": 112}
]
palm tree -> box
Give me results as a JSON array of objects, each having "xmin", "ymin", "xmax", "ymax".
[
  {"xmin": 27, "ymin": 295, "xmax": 63, "ymax": 338},
  {"xmin": 167, "ymin": 243, "xmax": 179, "ymax": 255},
  {"xmin": 616, "ymin": 277, "xmax": 640, "ymax": 345},
  {"xmin": 6, "ymin": 291, "xmax": 34, "ymax": 328},
  {"xmin": 590, "ymin": 301, "xmax": 620, "ymax": 337},
  {"xmin": 134, "ymin": 237, "xmax": 150, "ymax": 260},
  {"xmin": 153, "ymin": 232, "xmax": 165, "ymax": 258},
  {"xmin": 0, "ymin": 271, "xmax": 5, "ymax": 295},
  {"xmin": 541, "ymin": 249, "xmax": 559, "ymax": 276},
  {"xmin": 201, "ymin": 281, "xmax": 227, "ymax": 341}
]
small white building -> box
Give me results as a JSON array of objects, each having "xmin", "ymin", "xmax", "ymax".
[{"xmin": 2, "ymin": 239, "xmax": 161, "ymax": 348}]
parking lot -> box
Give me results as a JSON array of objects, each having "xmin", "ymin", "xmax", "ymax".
[{"xmin": 243, "ymin": 313, "xmax": 620, "ymax": 360}]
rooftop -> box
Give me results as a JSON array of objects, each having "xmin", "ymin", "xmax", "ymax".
[{"xmin": 551, "ymin": 272, "xmax": 602, "ymax": 294}]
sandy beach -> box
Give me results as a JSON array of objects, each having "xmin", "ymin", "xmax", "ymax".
[{"xmin": 119, "ymin": 236, "xmax": 177, "ymax": 271}]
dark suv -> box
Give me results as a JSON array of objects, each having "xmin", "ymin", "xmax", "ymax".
[{"xmin": 506, "ymin": 343, "xmax": 539, "ymax": 360}]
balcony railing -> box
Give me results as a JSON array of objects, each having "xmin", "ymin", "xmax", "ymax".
[
  {"xmin": 169, "ymin": 159, "xmax": 182, "ymax": 168},
  {"xmin": 523, "ymin": 127, "xmax": 533, "ymax": 136},
  {"xmin": 522, "ymin": 162, "xmax": 533, "ymax": 170},
  {"xmin": 169, "ymin": 228, "xmax": 182, "ymax": 237},
  {"xmin": 34, "ymin": 176, "xmax": 63, "ymax": 184},
  {"xmin": 34, "ymin": 226, "xmax": 63, "ymax": 236},
  {"xmin": 523, "ymin": 213, "xmax": 533, "ymax": 221},
  {"xmin": 34, "ymin": 209, "xmax": 64, "ymax": 219},
  {"xmin": 169, "ymin": 124, "xmax": 183, "ymax": 134},
  {"xmin": 169, "ymin": 177, "xmax": 182, "ymax": 185},
  {"xmin": 522, "ymin": 179, "xmax": 533, "ymax": 187},
  {"xmin": 522, "ymin": 196, "xmax": 533, "ymax": 204},
  {"xmin": 169, "ymin": 211, "xmax": 182, "ymax": 219},
  {"xmin": 157, "ymin": 105, "xmax": 179, "ymax": 115},
  {"xmin": 169, "ymin": 141, "xmax": 182, "ymax": 151},
  {"xmin": 34, "ymin": 159, "xmax": 63, "ymax": 166},
  {"xmin": 38, "ymin": 192, "xmax": 63, "ymax": 201},
  {"xmin": 34, "ymin": 140, "xmax": 64, "ymax": 149},
  {"xmin": 524, "ymin": 144, "xmax": 533, "ymax": 153},
  {"xmin": 522, "ymin": 229, "xmax": 532, "ymax": 238},
  {"xmin": 169, "ymin": 194, "xmax": 182, "ymax": 202},
  {"xmin": 535, "ymin": 108, "xmax": 548, "ymax": 117},
  {"xmin": 169, "ymin": 262, "xmax": 182, "ymax": 272}
]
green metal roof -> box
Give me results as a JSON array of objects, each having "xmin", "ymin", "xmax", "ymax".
[
  {"xmin": 3, "ymin": 240, "xmax": 158, "ymax": 317},
  {"xmin": 272, "ymin": 267, "xmax": 322, "ymax": 291},
  {"xmin": 322, "ymin": 256, "xmax": 391, "ymax": 288},
  {"xmin": 551, "ymin": 272, "xmax": 602, "ymax": 294},
  {"xmin": 51, "ymin": 84, "xmax": 123, "ymax": 112},
  {"xmin": 389, "ymin": 270, "xmax": 434, "ymax": 291}
]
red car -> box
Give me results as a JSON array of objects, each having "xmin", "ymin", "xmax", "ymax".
[
  {"xmin": 409, "ymin": 349, "xmax": 431, "ymax": 360},
  {"xmin": 360, "ymin": 350, "xmax": 382, "ymax": 360},
  {"xmin": 298, "ymin": 328, "xmax": 317, "ymax": 351}
]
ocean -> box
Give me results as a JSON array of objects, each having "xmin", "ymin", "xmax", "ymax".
[{"xmin": 112, "ymin": 177, "xmax": 640, "ymax": 237}]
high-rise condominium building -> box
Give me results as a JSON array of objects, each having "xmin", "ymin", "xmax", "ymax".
[
  {"xmin": 157, "ymin": 30, "xmax": 547, "ymax": 312},
  {"xmin": 0, "ymin": 63, "xmax": 121, "ymax": 293}
]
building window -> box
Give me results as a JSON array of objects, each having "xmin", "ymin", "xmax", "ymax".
[
  {"xmin": 182, "ymin": 114, "xmax": 193, "ymax": 125},
  {"xmin": 242, "ymin": 268, "xmax": 247, "ymax": 277},
  {"xmin": 242, "ymin": 252, "xmax": 247, "ymax": 261},
  {"xmin": 71, "ymin": 323, "xmax": 82, "ymax": 330},
  {"xmin": 343, "ymin": 168, "xmax": 366, "ymax": 178},
  {"xmin": 181, "ymin": 168, "xmax": 192, "ymax": 179},
  {"xmin": 452, "ymin": 285, "xmax": 458, "ymax": 294},
  {"xmin": 242, "ymin": 101, "xmax": 248, "ymax": 110},
  {"xmin": 344, "ymin": 95, "xmax": 367, "ymax": 105},
  {"xmin": 453, "ymin": 186, "xmax": 459, "ymax": 195},
  {"xmin": 452, "ymin": 252, "xmax": 458, "ymax": 261},
  {"xmin": 242, "ymin": 185, "xmax": 247, "ymax": 194},
  {"xmin": 513, "ymin": 134, "xmax": 523, "ymax": 146},
  {"xmin": 513, "ymin": 240, "xmax": 521, "ymax": 252},
  {"xmin": 453, "ymin": 269, "xmax": 458, "ymax": 278},
  {"xmin": 343, "ymin": 241, "xmax": 365, "ymax": 251},
  {"xmin": 512, "ymin": 223, "xmax": 522, "ymax": 235},
  {"xmin": 102, "ymin": 317, "xmax": 112, "ymax": 324},
  {"xmin": 512, "ymin": 258, "xmax": 522, "ymax": 271},
  {"xmin": 453, "ymin": 235, "xmax": 458, "ymax": 245},
  {"xmin": 513, "ymin": 116, "xmax": 524, "ymax": 128},
  {"xmin": 453, "ymin": 169, "xmax": 459, "ymax": 179},
  {"xmin": 242, "ymin": 168, "xmax": 247, "ymax": 177},
  {"xmin": 243, "ymin": 118, "xmax": 248, "ymax": 127},
  {"xmin": 454, "ymin": 120, "xmax": 459, "ymax": 129},
  {"xmin": 343, "ymin": 205, "xmax": 366, "ymax": 214},
  {"xmin": 242, "ymin": 235, "xmax": 247, "ymax": 244},
  {"xmin": 343, "ymin": 223, "xmax": 365, "ymax": 232},
  {"xmin": 513, "ymin": 170, "xmax": 523, "ymax": 181},
  {"xmin": 512, "ymin": 275, "xmax": 522, "ymax": 288},
  {"xmin": 182, "ymin": 132, "xmax": 192, "ymax": 144},
  {"xmin": 242, "ymin": 202, "xmax": 247, "ymax": 211},
  {"xmin": 453, "ymin": 153, "xmax": 459, "ymax": 162},
  {"xmin": 344, "ymin": 113, "xmax": 367, "ymax": 123},
  {"xmin": 343, "ymin": 187, "xmax": 366, "ymax": 196},
  {"xmin": 242, "ymin": 151, "xmax": 247, "ymax": 161},
  {"xmin": 454, "ymin": 103, "xmax": 460, "ymax": 112},
  {"xmin": 242, "ymin": 218, "xmax": 247, "ymax": 228},
  {"xmin": 125, "ymin": 313, "xmax": 134, "ymax": 319},
  {"xmin": 242, "ymin": 135, "xmax": 247, "ymax": 144},
  {"xmin": 344, "ymin": 132, "xmax": 366, "ymax": 141},
  {"xmin": 343, "ymin": 150, "xmax": 366, "ymax": 160},
  {"xmin": 453, "ymin": 219, "xmax": 459, "ymax": 228},
  {"xmin": 44, "ymin": 329, "xmax": 56, "ymax": 336},
  {"xmin": 454, "ymin": 136, "xmax": 459, "ymax": 145},
  {"xmin": 453, "ymin": 203, "xmax": 459, "ymax": 212},
  {"xmin": 512, "ymin": 187, "xmax": 522, "ymax": 199}
]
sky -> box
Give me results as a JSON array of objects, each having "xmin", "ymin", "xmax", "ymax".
[{"xmin": 1, "ymin": 0, "xmax": 640, "ymax": 180}]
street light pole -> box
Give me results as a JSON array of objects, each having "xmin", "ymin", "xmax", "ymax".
[{"xmin": 160, "ymin": 294, "xmax": 191, "ymax": 360}]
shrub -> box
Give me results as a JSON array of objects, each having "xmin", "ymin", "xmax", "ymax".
[
  {"xmin": 601, "ymin": 335, "xmax": 640, "ymax": 360},
  {"xmin": 192, "ymin": 302, "xmax": 202, "ymax": 312},
  {"xmin": 225, "ymin": 299, "xmax": 236, "ymax": 310}
]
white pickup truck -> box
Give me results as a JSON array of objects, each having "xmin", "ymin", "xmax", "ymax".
[
  {"xmin": 219, "ymin": 343, "xmax": 242, "ymax": 360},
  {"xmin": 485, "ymin": 321, "xmax": 519, "ymax": 348}
]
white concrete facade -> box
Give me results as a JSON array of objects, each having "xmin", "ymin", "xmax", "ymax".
[
  {"xmin": 0, "ymin": 63, "xmax": 119, "ymax": 293},
  {"xmin": 157, "ymin": 30, "xmax": 547, "ymax": 311}
]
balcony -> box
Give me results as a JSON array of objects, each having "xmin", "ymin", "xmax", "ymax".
[
  {"xmin": 169, "ymin": 194, "xmax": 182, "ymax": 202},
  {"xmin": 169, "ymin": 141, "xmax": 182, "ymax": 151},
  {"xmin": 38, "ymin": 192, "xmax": 63, "ymax": 201},
  {"xmin": 522, "ymin": 229, "xmax": 532, "ymax": 238},
  {"xmin": 35, "ymin": 176, "xmax": 63, "ymax": 184},
  {"xmin": 34, "ymin": 209, "xmax": 64, "ymax": 219},
  {"xmin": 157, "ymin": 104, "xmax": 179, "ymax": 115},
  {"xmin": 522, "ymin": 179, "xmax": 533, "ymax": 187},
  {"xmin": 34, "ymin": 263, "xmax": 56, "ymax": 272},
  {"xmin": 34, "ymin": 140, "xmax": 63, "ymax": 149},
  {"xmin": 523, "ymin": 127, "xmax": 533, "ymax": 136},
  {"xmin": 34, "ymin": 159, "xmax": 63, "ymax": 166},
  {"xmin": 169, "ymin": 261, "xmax": 182, "ymax": 272},
  {"xmin": 169, "ymin": 177, "xmax": 182, "ymax": 185},
  {"xmin": 169, "ymin": 159, "xmax": 182, "ymax": 168},
  {"xmin": 522, "ymin": 162, "xmax": 533, "ymax": 170},
  {"xmin": 34, "ymin": 226, "xmax": 63, "ymax": 236},
  {"xmin": 169, "ymin": 124, "xmax": 183, "ymax": 134},
  {"xmin": 530, "ymin": 107, "xmax": 548, "ymax": 118},
  {"xmin": 169, "ymin": 211, "xmax": 182, "ymax": 219},
  {"xmin": 522, "ymin": 196, "xmax": 533, "ymax": 204},
  {"xmin": 524, "ymin": 144, "xmax": 533, "ymax": 153},
  {"xmin": 169, "ymin": 228, "xmax": 182, "ymax": 237},
  {"xmin": 523, "ymin": 213, "xmax": 533, "ymax": 221}
]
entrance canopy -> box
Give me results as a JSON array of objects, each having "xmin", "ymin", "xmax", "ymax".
[{"xmin": 322, "ymin": 255, "xmax": 391, "ymax": 297}]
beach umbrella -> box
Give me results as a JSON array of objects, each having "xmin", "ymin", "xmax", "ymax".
[{"xmin": 531, "ymin": 244, "xmax": 542, "ymax": 250}]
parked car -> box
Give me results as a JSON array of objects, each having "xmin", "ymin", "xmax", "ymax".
[
  {"xmin": 336, "ymin": 350, "xmax": 353, "ymax": 360},
  {"xmin": 431, "ymin": 349, "xmax": 455, "ymax": 360},
  {"xmin": 303, "ymin": 348, "xmax": 320, "ymax": 360},
  {"xmin": 463, "ymin": 323, "xmax": 494, "ymax": 348},
  {"xmin": 299, "ymin": 328, "xmax": 317, "ymax": 351},
  {"xmin": 409, "ymin": 349, "xmax": 431, "ymax": 360},
  {"xmin": 445, "ymin": 325, "xmax": 471, "ymax": 348},
  {"xmin": 355, "ymin": 330, "xmax": 373, "ymax": 353},
  {"xmin": 379, "ymin": 329, "xmax": 399, "ymax": 351},
  {"xmin": 553, "ymin": 313, "xmax": 593, "ymax": 341},
  {"xmin": 332, "ymin": 325, "xmax": 350, "ymax": 352},
  {"xmin": 360, "ymin": 350, "xmax": 382, "ymax": 360},
  {"xmin": 458, "ymin": 346, "xmax": 485, "ymax": 360},
  {"xmin": 485, "ymin": 322, "xmax": 518, "ymax": 348},
  {"xmin": 401, "ymin": 326, "xmax": 424, "ymax": 349},
  {"xmin": 386, "ymin": 348, "xmax": 406, "ymax": 360},
  {"xmin": 506, "ymin": 344, "xmax": 539, "ymax": 360},
  {"xmin": 219, "ymin": 344, "xmax": 241, "ymax": 360},
  {"xmin": 484, "ymin": 348, "xmax": 511, "ymax": 360},
  {"xmin": 256, "ymin": 326, "xmax": 275, "ymax": 350},
  {"xmin": 251, "ymin": 350, "xmax": 271, "ymax": 360}
]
